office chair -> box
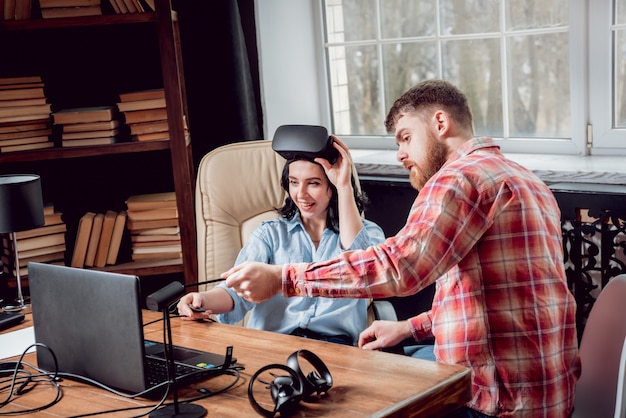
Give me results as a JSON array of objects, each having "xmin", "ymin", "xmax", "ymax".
[{"xmin": 573, "ymin": 274, "xmax": 626, "ymax": 418}]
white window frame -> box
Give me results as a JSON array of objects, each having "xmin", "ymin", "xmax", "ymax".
[{"xmin": 256, "ymin": 0, "xmax": 625, "ymax": 157}]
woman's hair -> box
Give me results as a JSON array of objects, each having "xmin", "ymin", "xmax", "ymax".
[{"xmin": 276, "ymin": 157, "xmax": 369, "ymax": 233}]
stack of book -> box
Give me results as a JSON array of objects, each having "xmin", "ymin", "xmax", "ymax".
[
  {"xmin": 1, "ymin": 204, "xmax": 66, "ymax": 281},
  {"xmin": 117, "ymin": 89, "xmax": 172, "ymax": 142},
  {"xmin": 1, "ymin": 0, "xmax": 32, "ymax": 20},
  {"xmin": 108, "ymin": 0, "xmax": 152, "ymax": 14},
  {"xmin": 0, "ymin": 76, "xmax": 53, "ymax": 153},
  {"xmin": 71, "ymin": 209, "xmax": 127, "ymax": 268},
  {"xmin": 39, "ymin": 0, "xmax": 102, "ymax": 18},
  {"xmin": 125, "ymin": 192, "xmax": 181, "ymax": 262},
  {"xmin": 53, "ymin": 105, "xmax": 124, "ymax": 147}
]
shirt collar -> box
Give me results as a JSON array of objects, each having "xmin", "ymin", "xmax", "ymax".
[{"xmin": 447, "ymin": 136, "xmax": 501, "ymax": 165}]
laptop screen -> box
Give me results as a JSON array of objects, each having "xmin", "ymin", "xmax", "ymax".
[{"xmin": 29, "ymin": 262, "xmax": 153, "ymax": 393}]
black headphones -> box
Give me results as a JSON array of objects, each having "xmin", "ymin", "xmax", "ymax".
[{"xmin": 248, "ymin": 349, "xmax": 333, "ymax": 417}]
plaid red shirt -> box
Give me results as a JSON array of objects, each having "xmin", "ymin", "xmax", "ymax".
[{"xmin": 283, "ymin": 137, "xmax": 580, "ymax": 417}]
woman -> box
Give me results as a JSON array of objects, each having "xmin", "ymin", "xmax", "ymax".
[{"xmin": 177, "ymin": 137, "xmax": 385, "ymax": 345}]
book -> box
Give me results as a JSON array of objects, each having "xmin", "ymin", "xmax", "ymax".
[
  {"xmin": 0, "ymin": 103, "xmax": 51, "ymax": 119},
  {"xmin": 14, "ymin": 0, "xmax": 31, "ymax": 19},
  {"xmin": 118, "ymin": 88, "xmax": 164, "ymax": 102},
  {"xmin": 3, "ymin": 0, "xmax": 16, "ymax": 20},
  {"xmin": 131, "ymin": 234, "xmax": 180, "ymax": 243},
  {"xmin": 4, "ymin": 250, "xmax": 65, "ymax": 267},
  {"xmin": 120, "ymin": 0, "xmax": 136, "ymax": 13},
  {"xmin": 126, "ymin": 218, "xmax": 179, "ymax": 231},
  {"xmin": 0, "ymin": 97, "xmax": 48, "ymax": 108},
  {"xmin": 15, "ymin": 223, "xmax": 66, "ymax": 240},
  {"xmin": 70, "ymin": 211, "xmax": 95, "ymax": 268},
  {"xmin": 132, "ymin": 131, "xmax": 170, "ymax": 142},
  {"xmin": 128, "ymin": 120, "xmax": 168, "ymax": 135},
  {"xmin": 0, "ymin": 141, "xmax": 54, "ymax": 153},
  {"xmin": 2, "ymin": 243, "xmax": 66, "ymax": 260},
  {"xmin": 126, "ymin": 192, "xmax": 176, "ymax": 211},
  {"xmin": 0, "ymin": 128, "xmax": 51, "ymax": 140},
  {"xmin": 132, "ymin": 243, "xmax": 182, "ymax": 254},
  {"xmin": 61, "ymin": 119, "xmax": 120, "ymax": 133},
  {"xmin": 131, "ymin": 251, "xmax": 181, "ymax": 261},
  {"xmin": 39, "ymin": 0, "xmax": 100, "ymax": 7},
  {"xmin": 84, "ymin": 212, "xmax": 104, "ymax": 267},
  {"xmin": 0, "ymin": 135, "xmax": 50, "ymax": 148},
  {"xmin": 117, "ymin": 98, "xmax": 166, "ymax": 112},
  {"xmin": 61, "ymin": 136, "xmax": 120, "ymax": 147},
  {"xmin": 126, "ymin": 207, "xmax": 178, "ymax": 221},
  {"xmin": 62, "ymin": 128, "xmax": 120, "ymax": 140},
  {"xmin": 132, "ymin": 239, "xmax": 181, "ymax": 248},
  {"xmin": 112, "ymin": 0, "xmax": 128, "ymax": 14},
  {"xmin": 0, "ymin": 88, "xmax": 45, "ymax": 101},
  {"xmin": 12, "ymin": 231, "xmax": 65, "ymax": 252},
  {"xmin": 0, "ymin": 76, "xmax": 41, "ymax": 85},
  {"xmin": 40, "ymin": 5, "xmax": 102, "ymax": 18},
  {"xmin": 123, "ymin": 108, "xmax": 168, "ymax": 124},
  {"xmin": 0, "ymin": 113, "xmax": 52, "ymax": 125},
  {"xmin": 94, "ymin": 210, "xmax": 117, "ymax": 268},
  {"xmin": 106, "ymin": 210, "xmax": 126, "ymax": 265},
  {"xmin": 52, "ymin": 106, "xmax": 116, "ymax": 125},
  {"xmin": 136, "ymin": 226, "xmax": 179, "ymax": 235},
  {"xmin": 44, "ymin": 211, "xmax": 63, "ymax": 226},
  {"xmin": 107, "ymin": 0, "xmax": 120, "ymax": 14},
  {"xmin": 0, "ymin": 122, "xmax": 48, "ymax": 134}
]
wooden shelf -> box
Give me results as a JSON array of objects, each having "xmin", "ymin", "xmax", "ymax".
[
  {"xmin": 0, "ymin": 140, "xmax": 172, "ymax": 163},
  {"xmin": 0, "ymin": 12, "xmax": 155, "ymax": 31}
]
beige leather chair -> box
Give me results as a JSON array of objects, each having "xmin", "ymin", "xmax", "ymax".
[{"xmin": 195, "ymin": 140, "xmax": 286, "ymax": 290}]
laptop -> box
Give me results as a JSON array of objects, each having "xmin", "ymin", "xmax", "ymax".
[{"xmin": 28, "ymin": 262, "xmax": 235, "ymax": 396}]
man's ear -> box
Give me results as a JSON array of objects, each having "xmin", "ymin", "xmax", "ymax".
[{"xmin": 433, "ymin": 110, "xmax": 450, "ymax": 138}]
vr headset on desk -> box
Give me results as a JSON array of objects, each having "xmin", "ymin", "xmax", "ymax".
[{"xmin": 271, "ymin": 125, "xmax": 339, "ymax": 164}]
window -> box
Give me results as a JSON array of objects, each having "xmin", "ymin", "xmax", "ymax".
[{"xmin": 255, "ymin": 1, "xmax": 625, "ymax": 156}]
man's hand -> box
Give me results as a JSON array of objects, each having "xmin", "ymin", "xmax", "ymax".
[
  {"xmin": 176, "ymin": 292, "xmax": 212, "ymax": 320},
  {"xmin": 358, "ymin": 320, "xmax": 413, "ymax": 351},
  {"xmin": 222, "ymin": 261, "xmax": 283, "ymax": 303}
]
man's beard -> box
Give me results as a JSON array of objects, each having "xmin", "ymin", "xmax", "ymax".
[{"xmin": 406, "ymin": 134, "xmax": 450, "ymax": 191}]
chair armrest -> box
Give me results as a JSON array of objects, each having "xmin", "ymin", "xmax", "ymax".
[{"xmin": 371, "ymin": 300, "xmax": 398, "ymax": 321}]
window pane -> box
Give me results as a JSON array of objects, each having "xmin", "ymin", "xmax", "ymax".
[
  {"xmin": 618, "ymin": 0, "xmax": 626, "ymax": 25},
  {"xmin": 382, "ymin": 42, "xmax": 438, "ymax": 117},
  {"xmin": 442, "ymin": 39, "xmax": 503, "ymax": 137},
  {"xmin": 440, "ymin": 0, "xmax": 499, "ymax": 35},
  {"xmin": 328, "ymin": 45, "xmax": 382, "ymax": 135},
  {"xmin": 615, "ymin": 29, "xmax": 626, "ymax": 127},
  {"xmin": 325, "ymin": 0, "xmax": 377, "ymax": 42},
  {"xmin": 380, "ymin": 0, "xmax": 436, "ymax": 38},
  {"xmin": 507, "ymin": 33, "xmax": 570, "ymax": 138},
  {"xmin": 505, "ymin": 0, "xmax": 568, "ymax": 30}
]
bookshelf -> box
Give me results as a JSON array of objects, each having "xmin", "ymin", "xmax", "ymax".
[{"xmin": 0, "ymin": 0, "xmax": 198, "ymax": 287}]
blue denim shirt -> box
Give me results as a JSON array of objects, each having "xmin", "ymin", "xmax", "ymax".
[{"xmin": 216, "ymin": 213, "xmax": 385, "ymax": 344}]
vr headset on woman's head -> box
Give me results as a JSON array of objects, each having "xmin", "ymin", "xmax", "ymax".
[{"xmin": 272, "ymin": 125, "xmax": 339, "ymax": 164}]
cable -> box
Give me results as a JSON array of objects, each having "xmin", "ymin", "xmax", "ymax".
[
  {"xmin": 0, "ymin": 344, "xmax": 62, "ymax": 415},
  {"xmin": 66, "ymin": 367, "xmax": 242, "ymax": 418}
]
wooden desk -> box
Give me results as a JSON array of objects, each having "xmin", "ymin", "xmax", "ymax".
[{"xmin": 0, "ymin": 311, "xmax": 471, "ymax": 417}]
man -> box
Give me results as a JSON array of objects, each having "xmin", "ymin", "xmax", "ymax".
[{"xmin": 223, "ymin": 79, "xmax": 580, "ymax": 417}]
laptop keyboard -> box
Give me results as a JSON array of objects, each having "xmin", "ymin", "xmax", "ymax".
[
  {"xmin": 0, "ymin": 311, "xmax": 25, "ymax": 331},
  {"xmin": 145, "ymin": 356, "xmax": 215, "ymax": 387}
]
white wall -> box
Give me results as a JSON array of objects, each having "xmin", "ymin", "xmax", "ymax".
[{"xmin": 255, "ymin": 1, "xmax": 328, "ymax": 140}]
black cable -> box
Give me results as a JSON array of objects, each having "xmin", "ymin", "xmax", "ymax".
[
  {"xmin": 0, "ymin": 344, "xmax": 62, "ymax": 415},
  {"xmin": 66, "ymin": 367, "xmax": 242, "ymax": 418}
]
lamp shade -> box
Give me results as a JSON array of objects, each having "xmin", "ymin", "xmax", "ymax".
[{"xmin": 0, "ymin": 174, "xmax": 45, "ymax": 233}]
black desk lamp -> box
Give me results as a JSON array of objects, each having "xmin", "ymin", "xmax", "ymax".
[{"xmin": 0, "ymin": 174, "xmax": 45, "ymax": 312}]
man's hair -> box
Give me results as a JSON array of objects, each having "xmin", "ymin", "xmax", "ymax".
[
  {"xmin": 384, "ymin": 79, "xmax": 473, "ymax": 133},
  {"xmin": 276, "ymin": 157, "xmax": 368, "ymax": 233}
]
